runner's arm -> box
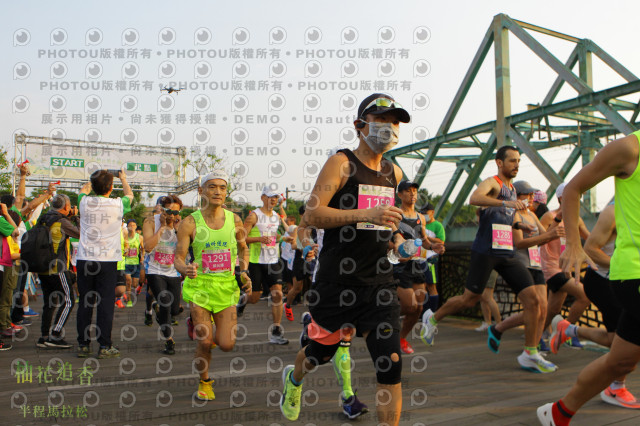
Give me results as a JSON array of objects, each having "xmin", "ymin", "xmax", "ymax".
[
  {"xmin": 583, "ymin": 204, "xmax": 615, "ymax": 269},
  {"xmin": 142, "ymin": 214, "xmax": 168, "ymax": 251},
  {"xmin": 174, "ymin": 215, "xmax": 195, "ymax": 277},
  {"xmin": 14, "ymin": 164, "xmax": 28, "ymax": 209},
  {"xmin": 243, "ymin": 211, "xmax": 264, "ymax": 244},
  {"xmin": 305, "ymin": 153, "xmax": 402, "ymax": 229}
]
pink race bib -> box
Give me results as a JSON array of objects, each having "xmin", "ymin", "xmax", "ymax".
[
  {"xmin": 492, "ymin": 224, "xmax": 513, "ymax": 250},
  {"xmin": 202, "ymin": 250, "xmax": 232, "ymax": 273},
  {"xmin": 127, "ymin": 248, "xmax": 138, "ymax": 257},
  {"xmin": 528, "ymin": 246, "xmax": 541, "ymax": 267},
  {"xmin": 356, "ymin": 184, "xmax": 395, "ymax": 231},
  {"xmin": 266, "ymin": 236, "xmax": 277, "ymax": 247},
  {"xmin": 154, "ymin": 251, "xmax": 175, "ymax": 266}
]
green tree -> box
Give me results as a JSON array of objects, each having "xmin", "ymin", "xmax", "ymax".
[{"xmin": 0, "ymin": 148, "xmax": 14, "ymax": 193}]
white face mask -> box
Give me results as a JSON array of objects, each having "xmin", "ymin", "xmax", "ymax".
[{"xmin": 360, "ymin": 121, "xmax": 399, "ymax": 154}]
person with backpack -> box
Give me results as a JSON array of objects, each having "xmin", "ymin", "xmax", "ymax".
[{"xmin": 33, "ymin": 194, "xmax": 79, "ymax": 349}]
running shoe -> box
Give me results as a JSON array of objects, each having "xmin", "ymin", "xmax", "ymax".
[
  {"xmin": 2, "ymin": 326, "xmax": 19, "ymax": 337},
  {"xmin": 538, "ymin": 337, "xmax": 551, "ymax": 353},
  {"xmin": 487, "ymin": 325, "xmax": 501, "ymax": 354},
  {"xmin": 0, "ymin": 340, "xmax": 12, "ymax": 351},
  {"xmin": 144, "ymin": 312, "xmax": 152, "ymax": 326},
  {"xmin": 475, "ymin": 322, "xmax": 490, "ymax": 332},
  {"xmin": 280, "ymin": 365, "xmax": 302, "ymax": 421},
  {"xmin": 97, "ymin": 345, "xmax": 121, "ymax": 359},
  {"xmin": 171, "ymin": 317, "xmax": 178, "ymax": 326},
  {"xmin": 135, "ymin": 285, "xmax": 143, "ymax": 295},
  {"xmin": 536, "ymin": 402, "xmax": 556, "ymax": 425},
  {"xmin": 163, "ymin": 339, "xmax": 176, "ymax": 355},
  {"xmin": 400, "ymin": 338, "xmax": 414, "ymax": 354},
  {"xmin": 549, "ymin": 315, "xmax": 571, "ymax": 355},
  {"xmin": 517, "ymin": 351, "xmax": 558, "ymax": 373},
  {"xmin": 126, "ymin": 301, "xmax": 133, "ymax": 308},
  {"xmin": 23, "ymin": 308, "xmax": 39, "ymax": 317},
  {"xmin": 197, "ymin": 378, "xmax": 215, "ymax": 401},
  {"xmin": 36, "ymin": 337, "xmax": 48, "ymax": 348},
  {"xmin": 600, "ymin": 386, "xmax": 640, "ymax": 409},
  {"xmin": 187, "ymin": 316, "xmax": 194, "ymax": 340},
  {"xmin": 566, "ymin": 336, "xmax": 583, "ymax": 349},
  {"xmin": 11, "ymin": 323, "xmax": 23, "ymax": 332},
  {"xmin": 115, "ymin": 299, "xmax": 125, "ymax": 309},
  {"xmin": 270, "ymin": 330, "xmax": 289, "ymax": 345},
  {"xmin": 342, "ymin": 393, "xmax": 369, "ymax": 419},
  {"xmin": 299, "ymin": 312, "xmax": 312, "ymax": 348},
  {"xmin": 284, "ymin": 303, "xmax": 294, "ymax": 322},
  {"xmin": 419, "ymin": 309, "xmax": 437, "ymax": 346},
  {"xmin": 152, "ymin": 301, "xmax": 159, "ymax": 314},
  {"xmin": 15, "ymin": 318, "xmax": 32, "ymax": 326},
  {"xmin": 77, "ymin": 345, "xmax": 91, "ymax": 358},
  {"xmin": 45, "ymin": 337, "xmax": 72, "ymax": 349}
]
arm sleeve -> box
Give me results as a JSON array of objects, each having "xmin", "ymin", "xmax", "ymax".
[
  {"xmin": 122, "ymin": 197, "xmax": 131, "ymax": 215},
  {"xmin": 78, "ymin": 193, "xmax": 86, "ymax": 205},
  {"xmin": 0, "ymin": 217, "xmax": 15, "ymax": 237},
  {"xmin": 60, "ymin": 218, "xmax": 80, "ymax": 239}
]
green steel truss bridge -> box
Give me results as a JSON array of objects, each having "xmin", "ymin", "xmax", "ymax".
[{"xmin": 385, "ymin": 14, "xmax": 639, "ymax": 230}]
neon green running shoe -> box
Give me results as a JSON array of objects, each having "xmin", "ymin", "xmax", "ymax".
[{"xmin": 280, "ymin": 365, "xmax": 302, "ymax": 421}]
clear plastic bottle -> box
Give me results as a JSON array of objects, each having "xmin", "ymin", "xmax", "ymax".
[{"xmin": 398, "ymin": 239, "xmax": 422, "ymax": 258}]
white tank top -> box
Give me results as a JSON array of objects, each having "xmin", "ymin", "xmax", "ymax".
[
  {"xmin": 254, "ymin": 208, "xmax": 280, "ymax": 264},
  {"xmin": 147, "ymin": 214, "xmax": 179, "ymax": 277}
]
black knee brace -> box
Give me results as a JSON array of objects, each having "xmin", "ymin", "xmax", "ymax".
[
  {"xmin": 304, "ymin": 340, "xmax": 340, "ymax": 366},
  {"xmin": 366, "ymin": 325, "xmax": 402, "ymax": 385}
]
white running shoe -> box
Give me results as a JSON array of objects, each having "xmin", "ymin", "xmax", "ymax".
[
  {"xmin": 517, "ymin": 351, "xmax": 558, "ymax": 373},
  {"xmin": 420, "ymin": 309, "xmax": 437, "ymax": 346},
  {"xmin": 536, "ymin": 402, "xmax": 557, "ymax": 425},
  {"xmin": 475, "ymin": 322, "xmax": 490, "ymax": 332}
]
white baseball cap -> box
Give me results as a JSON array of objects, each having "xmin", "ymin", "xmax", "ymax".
[
  {"xmin": 200, "ymin": 170, "xmax": 229, "ymax": 187},
  {"xmin": 556, "ymin": 182, "xmax": 567, "ymax": 198},
  {"xmin": 261, "ymin": 187, "xmax": 279, "ymax": 198}
]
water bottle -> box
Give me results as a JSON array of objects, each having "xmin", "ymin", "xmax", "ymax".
[
  {"xmin": 398, "ymin": 239, "xmax": 422, "ymax": 258},
  {"xmin": 387, "ymin": 249, "xmax": 400, "ymax": 264}
]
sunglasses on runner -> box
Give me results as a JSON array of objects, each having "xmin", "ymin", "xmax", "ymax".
[
  {"xmin": 164, "ymin": 208, "xmax": 181, "ymax": 215},
  {"xmin": 362, "ymin": 97, "xmax": 404, "ymax": 112}
]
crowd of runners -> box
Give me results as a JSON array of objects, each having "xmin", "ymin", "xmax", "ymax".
[{"xmin": 1, "ymin": 93, "xmax": 639, "ymax": 426}]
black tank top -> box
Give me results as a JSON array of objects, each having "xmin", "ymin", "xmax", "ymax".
[
  {"xmin": 471, "ymin": 175, "xmax": 517, "ymax": 257},
  {"xmin": 316, "ymin": 149, "xmax": 397, "ymax": 286},
  {"xmin": 398, "ymin": 214, "xmax": 422, "ymax": 240}
]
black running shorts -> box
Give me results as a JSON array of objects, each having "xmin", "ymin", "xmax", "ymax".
[{"xmin": 465, "ymin": 251, "xmax": 534, "ymax": 295}]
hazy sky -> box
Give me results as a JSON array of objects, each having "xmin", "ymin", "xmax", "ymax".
[{"xmin": 3, "ymin": 0, "xmax": 638, "ymax": 209}]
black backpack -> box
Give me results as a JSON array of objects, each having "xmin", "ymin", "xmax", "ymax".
[{"xmin": 20, "ymin": 216, "xmax": 57, "ymax": 273}]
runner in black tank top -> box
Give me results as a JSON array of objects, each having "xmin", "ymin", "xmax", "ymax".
[
  {"xmin": 279, "ymin": 93, "xmax": 410, "ymax": 426},
  {"xmin": 420, "ymin": 146, "xmax": 553, "ymax": 374},
  {"xmin": 393, "ymin": 180, "xmax": 442, "ymax": 356},
  {"xmin": 490, "ymin": 180, "xmax": 565, "ymax": 360}
]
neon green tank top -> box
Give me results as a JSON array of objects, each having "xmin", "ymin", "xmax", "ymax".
[
  {"xmin": 117, "ymin": 231, "xmax": 126, "ymax": 271},
  {"xmin": 125, "ymin": 233, "xmax": 141, "ymax": 265},
  {"xmin": 183, "ymin": 209, "xmax": 237, "ymax": 287},
  {"xmin": 610, "ymin": 130, "xmax": 640, "ymax": 280}
]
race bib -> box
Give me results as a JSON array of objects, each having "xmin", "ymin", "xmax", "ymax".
[
  {"xmin": 528, "ymin": 246, "xmax": 541, "ymax": 268},
  {"xmin": 202, "ymin": 249, "xmax": 232, "ymax": 274},
  {"xmin": 261, "ymin": 233, "xmax": 277, "ymax": 248},
  {"xmin": 560, "ymin": 237, "xmax": 566, "ymax": 254},
  {"xmin": 154, "ymin": 251, "xmax": 175, "ymax": 266},
  {"xmin": 127, "ymin": 248, "xmax": 138, "ymax": 258},
  {"xmin": 491, "ymin": 224, "xmax": 513, "ymax": 250},
  {"xmin": 356, "ymin": 184, "xmax": 395, "ymax": 231}
]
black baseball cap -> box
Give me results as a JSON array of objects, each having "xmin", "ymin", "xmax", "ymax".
[
  {"xmin": 513, "ymin": 180, "xmax": 539, "ymax": 195},
  {"xmin": 397, "ymin": 180, "xmax": 419, "ymax": 192},
  {"xmin": 357, "ymin": 93, "xmax": 411, "ymax": 123}
]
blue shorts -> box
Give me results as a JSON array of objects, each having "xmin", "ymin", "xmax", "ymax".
[{"xmin": 124, "ymin": 264, "xmax": 141, "ymax": 278}]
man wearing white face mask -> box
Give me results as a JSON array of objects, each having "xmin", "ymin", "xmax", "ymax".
[{"xmin": 280, "ymin": 94, "xmax": 409, "ymax": 426}]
